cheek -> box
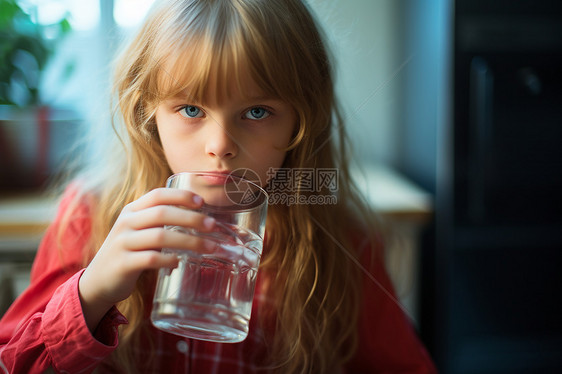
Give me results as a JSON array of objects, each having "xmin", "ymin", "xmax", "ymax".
[
  {"xmin": 269, "ymin": 147, "xmax": 289, "ymax": 168},
  {"xmin": 253, "ymin": 138, "xmax": 292, "ymax": 185},
  {"xmin": 156, "ymin": 124, "xmax": 198, "ymax": 172}
]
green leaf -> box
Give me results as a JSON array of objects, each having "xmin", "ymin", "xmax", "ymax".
[
  {"xmin": 59, "ymin": 18, "xmax": 72, "ymax": 34},
  {"xmin": 0, "ymin": 0, "xmax": 73, "ymax": 106},
  {"xmin": 0, "ymin": 1, "xmax": 22, "ymax": 29}
]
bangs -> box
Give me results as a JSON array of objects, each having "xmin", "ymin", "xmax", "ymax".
[
  {"xmin": 155, "ymin": 33, "xmax": 238, "ymax": 103},
  {"xmin": 152, "ymin": 2, "xmax": 281, "ymax": 105}
]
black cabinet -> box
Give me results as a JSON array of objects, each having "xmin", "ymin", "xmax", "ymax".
[{"xmin": 420, "ymin": 1, "xmax": 562, "ymax": 373}]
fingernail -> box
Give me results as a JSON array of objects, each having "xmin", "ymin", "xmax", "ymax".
[
  {"xmin": 192, "ymin": 195, "xmax": 203, "ymax": 205},
  {"xmin": 203, "ymin": 217, "xmax": 215, "ymax": 229}
]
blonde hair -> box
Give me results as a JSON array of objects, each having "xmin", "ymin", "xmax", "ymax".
[{"xmin": 63, "ymin": 0, "xmax": 382, "ymax": 372}]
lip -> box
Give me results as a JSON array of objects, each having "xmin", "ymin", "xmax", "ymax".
[
  {"xmin": 210, "ymin": 170, "xmax": 233, "ymax": 175},
  {"xmin": 198, "ymin": 171, "xmax": 234, "ymax": 185}
]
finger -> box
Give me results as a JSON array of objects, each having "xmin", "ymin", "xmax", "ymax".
[
  {"xmin": 126, "ymin": 250, "xmax": 180, "ymax": 271},
  {"xmin": 123, "ymin": 227, "xmax": 216, "ymax": 253},
  {"xmin": 126, "ymin": 188, "xmax": 203, "ymax": 212},
  {"xmin": 128, "ymin": 205, "xmax": 216, "ymax": 232}
]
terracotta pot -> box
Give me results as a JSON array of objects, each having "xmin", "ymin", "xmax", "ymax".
[{"xmin": 0, "ymin": 105, "xmax": 81, "ymax": 191}]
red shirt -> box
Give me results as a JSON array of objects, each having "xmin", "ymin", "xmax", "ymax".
[{"xmin": 0, "ymin": 188, "xmax": 437, "ymax": 373}]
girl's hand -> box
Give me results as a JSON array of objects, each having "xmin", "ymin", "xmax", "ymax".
[{"xmin": 78, "ymin": 188, "xmax": 216, "ymax": 332}]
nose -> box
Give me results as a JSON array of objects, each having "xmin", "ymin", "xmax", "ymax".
[{"xmin": 204, "ymin": 120, "xmax": 238, "ymax": 159}]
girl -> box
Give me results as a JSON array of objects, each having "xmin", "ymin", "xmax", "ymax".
[{"xmin": 0, "ymin": 0, "xmax": 436, "ymax": 373}]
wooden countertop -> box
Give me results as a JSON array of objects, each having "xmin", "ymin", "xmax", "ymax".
[
  {"xmin": 0, "ymin": 193, "xmax": 57, "ymax": 234},
  {"xmin": 352, "ymin": 164, "xmax": 433, "ymax": 224},
  {"xmin": 0, "ymin": 193, "xmax": 57, "ymax": 260}
]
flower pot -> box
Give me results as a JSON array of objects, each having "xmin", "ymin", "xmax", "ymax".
[{"xmin": 0, "ymin": 105, "xmax": 81, "ymax": 191}]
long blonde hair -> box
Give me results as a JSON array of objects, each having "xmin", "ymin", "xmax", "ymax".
[{"xmin": 63, "ymin": 0, "xmax": 382, "ymax": 372}]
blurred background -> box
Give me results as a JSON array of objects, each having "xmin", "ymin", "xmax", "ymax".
[{"xmin": 1, "ymin": 0, "xmax": 562, "ymax": 373}]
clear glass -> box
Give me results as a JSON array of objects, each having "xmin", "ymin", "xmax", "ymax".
[{"xmin": 150, "ymin": 171, "xmax": 268, "ymax": 343}]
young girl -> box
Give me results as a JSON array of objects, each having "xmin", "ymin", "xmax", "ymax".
[{"xmin": 0, "ymin": 0, "xmax": 436, "ymax": 372}]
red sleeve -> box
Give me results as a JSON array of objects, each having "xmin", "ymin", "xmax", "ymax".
[
  {"xmin": 345, "ymin": 240, "xmax": 437, "ymax": 374},
  {"xmin": 0, "ymin": 186, "xmax": 127, "ymax": 373}
]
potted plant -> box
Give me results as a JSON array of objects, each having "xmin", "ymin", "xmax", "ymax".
[{"xmin": 0, "ymin": 0, "xmax": 73, "ymax": 191}]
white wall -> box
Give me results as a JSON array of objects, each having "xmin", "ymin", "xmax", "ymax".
[
  {"xmin": 308, "ymin": 0, "xmax": 404, "ymax": 167},
  {"xmin": 310, "ymin": 0, "xmax": 452, "ymax": 193}
]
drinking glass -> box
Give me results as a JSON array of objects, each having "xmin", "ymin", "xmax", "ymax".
[{"xmin": 150, "ymin": 171, "xmax": 268, "ymax": 343}]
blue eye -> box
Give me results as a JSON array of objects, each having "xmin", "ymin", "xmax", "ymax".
[
  {"xmin": 179, "ymin": 105, "xmax": 203, "ymax": 118},
  {"xmin": 245, "ymin": 107, "xmax": 270, "ymax": 120}
]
